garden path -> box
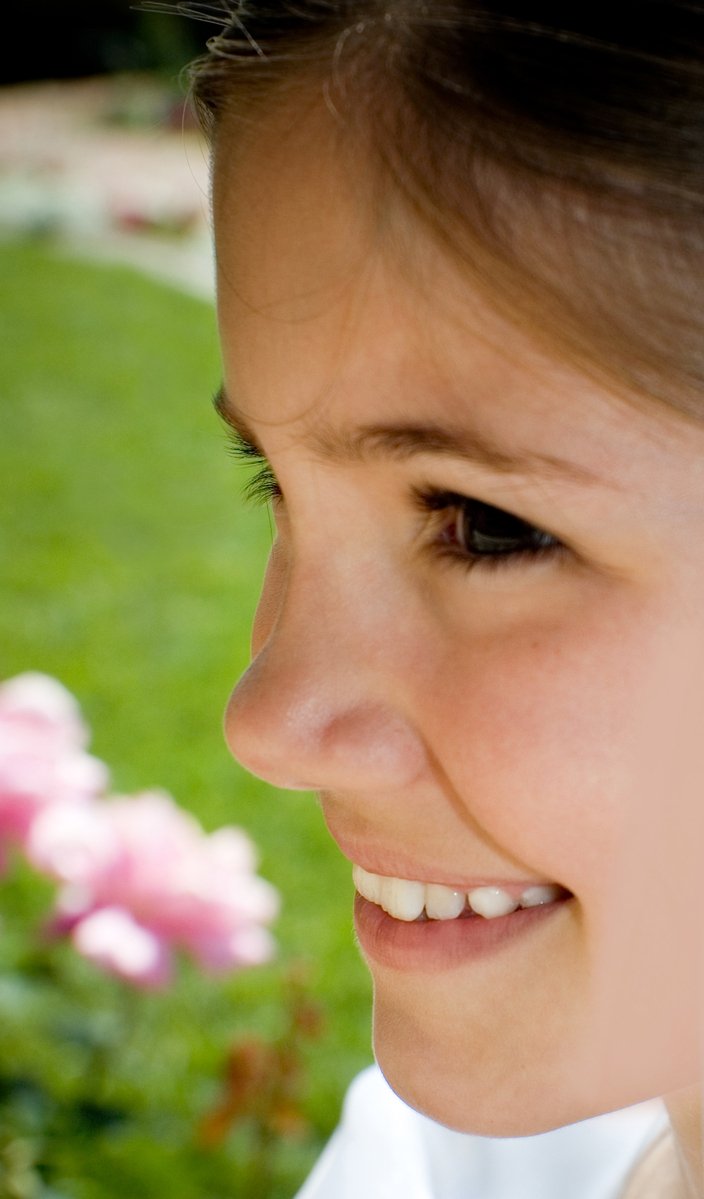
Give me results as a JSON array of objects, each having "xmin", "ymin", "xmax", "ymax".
[{"xmin": 0, "ymin": 75, "xmax": 214, "ymax": 299}]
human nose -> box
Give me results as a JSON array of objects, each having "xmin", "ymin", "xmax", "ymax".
[{"xmin": 223, "ymin": 557, "xmax": 428, "ymax": 792}]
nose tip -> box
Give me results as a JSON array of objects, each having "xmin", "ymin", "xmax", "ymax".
[{"xmin": 223, "ymin": 651, "xmax": 427, "ymax": 793}]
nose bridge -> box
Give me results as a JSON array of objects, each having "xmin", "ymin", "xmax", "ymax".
[
  {"xmin": 271, "ymin": 538, "xmax": 408, "ymax": 693},
  {"xmin": 224, "ymin": 547, "xmax": 428, "ymax": 790},
  {"xmin": 296, "ymin": 544, "xmax": 396, "ymax": 659}
]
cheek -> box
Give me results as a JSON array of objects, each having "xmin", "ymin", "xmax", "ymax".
[
  {"xmin": 428, "ymin": 590, "xmax": 704, "ymax": 1087},
  {"xmin": 430, "ymin": 588, "xmax": 692, "ymax": 893},
  {"xmin": 375, "ymin": 588, "xmax": 704, "ymax": 1113}
]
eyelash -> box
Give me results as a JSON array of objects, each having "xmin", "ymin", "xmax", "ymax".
[
  {"xmin": 226, "ymin": 429, "xmax": 282, "ymax": 505},
  {"xmin": 225, "ymin": 429, "xmax": 566, "ymax": 574}
]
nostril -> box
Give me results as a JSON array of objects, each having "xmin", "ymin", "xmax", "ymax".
[
  {"xmin": 320, "ymin": 706, "xmax": 428, "ymax": 783},
  {"xmin": 231, "ymin": 758, "xmax": 314, "ymax": 792}
]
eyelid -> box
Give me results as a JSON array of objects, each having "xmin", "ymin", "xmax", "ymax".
[
  {"xmin": 223, "ymin": 425, "xmax": 569, "ymax": 572},
  {"xmin": 413, "ymin": 485, "xmax": 563, "ymax": 539}
]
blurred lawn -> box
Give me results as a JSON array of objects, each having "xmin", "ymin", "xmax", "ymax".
[{"xmin": 0, "ymin": 240, "xmax": 373, "ymax": 1191}]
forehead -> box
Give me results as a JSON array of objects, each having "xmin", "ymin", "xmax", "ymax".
[{"xmin": 212, "ymin": 96, "xmax": 704, "ymax": 495}]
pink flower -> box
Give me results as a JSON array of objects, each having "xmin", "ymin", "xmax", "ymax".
[
  {"xmin": 0, "ymin": 673, "xmax": 108, "ymax": 849},
  {"xmin": 72, "ymin": 907, "xmax": 171, "ymax": 989},
  {"xmin": 29, "ymin": 789, "xmax": 279, "ymax": 988},
  {"xmin": 0, "ymin": 672, "xmax": 277, "ymax": 989}
]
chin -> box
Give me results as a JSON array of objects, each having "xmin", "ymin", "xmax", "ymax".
[
  {"xmin": 375, "ymin": 1058, "xmax": 570, "ymax": 1138},
  {"xmin": 371, "ymin": 1003, "xmax": 607, "ymax": 1139}
]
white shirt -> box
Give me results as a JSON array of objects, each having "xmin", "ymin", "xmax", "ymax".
[{"xmin": 295, "ymin": 1066, "xmax": 669, "ymax": 1199}]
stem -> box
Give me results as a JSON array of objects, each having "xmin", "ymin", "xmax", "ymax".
[{"xmin": 243, "ymin": 1117, "xmax": 275, "ymax": 1197}]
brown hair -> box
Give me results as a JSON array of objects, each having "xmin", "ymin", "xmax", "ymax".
[{"xmin": 164, "ymin": 1, "xmax": 704, "ymax": 419}]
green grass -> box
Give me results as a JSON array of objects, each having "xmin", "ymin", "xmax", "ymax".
[{"xmin": 0, "ymin": 240, "xmax": 373, "ymax": 1194}]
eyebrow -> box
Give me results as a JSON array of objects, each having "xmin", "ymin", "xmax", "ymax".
[{"xmin": 213, "ymin": 385, "xmax": 611, "ymax": 488}]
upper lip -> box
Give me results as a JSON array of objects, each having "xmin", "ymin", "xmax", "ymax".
[{"xmin": 329, "ymin": 833, "xmax": 558, "ymax": 892}]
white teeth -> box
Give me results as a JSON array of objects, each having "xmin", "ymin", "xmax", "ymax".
[
  {"xmin": 519, "ymin": 884, "xmax": 563, "ymax": 908},
  {"xmin": 425, "ymin": 883, "xmax": 466, "ymax": 920},
  {"xmin": 353, "ymin": 865, "xmax": 568, "ymax": 922},
  {"xmin": 352, "ymin": 864, "xmax": 383, "ymax": 905},
  {"xmin": 467, "ymin": 886, "xmax": 519, "ymax": 918},
  {"xmin": 378, "ymin": 876, "xmax": 426, "ymax": 922}
]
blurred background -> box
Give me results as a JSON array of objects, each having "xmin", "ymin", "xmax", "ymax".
[{"xmin": 0, "ymin": 4, "xmax": 372, "ymax": 1196}]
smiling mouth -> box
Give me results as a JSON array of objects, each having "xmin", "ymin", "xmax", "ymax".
[{"xmin": 352, "ymin": 864, "xmax": 571, "ymax": 923}]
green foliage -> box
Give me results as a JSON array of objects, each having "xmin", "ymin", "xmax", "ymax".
[{"xmin": 0, "ymin": 242, "xmax": 373, "ymax": 1197}]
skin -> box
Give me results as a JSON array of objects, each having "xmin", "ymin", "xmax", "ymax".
[{"xmin": 212, "ymin": 94, "xmax": 704, "ymax": 1186}]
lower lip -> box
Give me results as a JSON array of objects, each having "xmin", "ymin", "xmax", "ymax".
[{"xmin": 354, "ymin": 893, "xmax": 571, "ymax": 973}]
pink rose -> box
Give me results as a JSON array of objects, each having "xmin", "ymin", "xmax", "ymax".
[
  {"xmin": 29, "ymin": 789, "xmax": 279, "ymax": 988},
  {"xmin": 0, "ymin": 673, "xmax": 108, "ymax": 848},
  {"xmin": 71, "ymin": 906, "xmax": 171, "ymax": 990}
]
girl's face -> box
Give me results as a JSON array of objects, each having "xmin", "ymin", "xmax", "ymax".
[{"xmin": 213, "ymin": 101, "xmax": 704, "ymax": 1135}]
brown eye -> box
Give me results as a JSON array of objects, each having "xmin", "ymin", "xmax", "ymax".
[
  {"xmin": 416, "ymin": 487, "xmax": 564, "ymax": 573},
  {"xmin": 447, "ymin": 497, "xmax": 557, "ymax": 559}
]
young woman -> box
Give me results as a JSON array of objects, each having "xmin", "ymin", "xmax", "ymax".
[{"xmin": 173, "ymin": 2, "xmax": 704, "ymax": 1194}]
